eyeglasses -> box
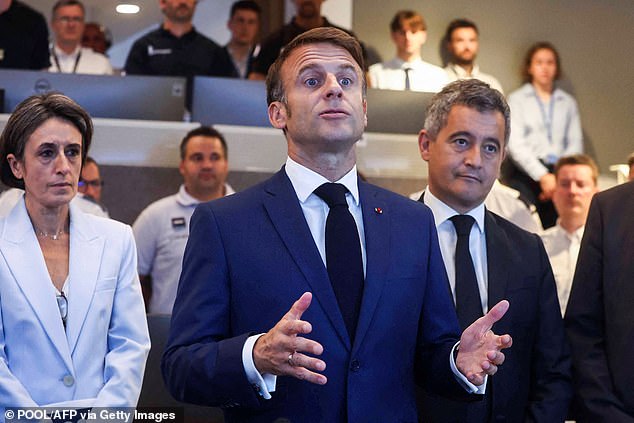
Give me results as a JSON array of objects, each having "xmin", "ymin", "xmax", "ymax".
[
  {"xmin": 56, "ymin": 16, "xmax": 84, "ymax": 24},
  {"xmin": 56, "ymin": 292, "xmax": 68, "ymax": 328},
  {"xmin": 78, "ymin": 179, "xmax": 104, "ymax": 188}
]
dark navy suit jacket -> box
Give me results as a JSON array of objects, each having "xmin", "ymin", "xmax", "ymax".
[
  {"xmin": 418, "ymin": 203, "xmax": 572, "ymax": 422},
  {"xmin": 162, "ymin": 169, "xmax": 467, "ymax": 422}
]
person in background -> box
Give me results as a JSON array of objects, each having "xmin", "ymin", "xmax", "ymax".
[
  {"xmin": 212, "ymin": 0, "xmax": 261, "ymax": 79},
  {"xmin": 417, "ymin": 78, "xmax": 571, "ymax": 422},
  {"xmin": 82, "ymin": 22, "xmax": 111, "ymax": 55},
  {"xmin": 565, "ymin": 180, "xmax": 634, "ymax": 422},
  {"xmin": 161, "ymin": 27, "xmax": 512, "ymax": 423},
  {"xmin": 443, "ymin": 18, "xmax": 503, "ymax": 93},
  {"xmin": 133, "ymin": 126, "xmax": 233, "ymax": 314},
  {"xmin": 248, "ymin": 0, "xmax": 363, "ymax": 80},
  {"xmin": 540, "ymin": 154, "xmax": 598, "ymax": 316},
  {"xmin": 0, "ymin": 0, "xmax": 50, "ymax": 70},
  {"xmin": 503, "ymin": 42, "xmax": 583, "ymax": 229},
  {"xmin": 0, "ymin": 93, "xmax": 149, "ymax": 411},
  {"xmin": 368, "ymin": 10, "xmax": 448, "ymax": 92},
  {"xmin": 48, "ymin": 0, "xmax": 113, "ymax": 75},
  {"xmin": 78, "ymin": 156, "xmax": 108, "ymax": 216}
]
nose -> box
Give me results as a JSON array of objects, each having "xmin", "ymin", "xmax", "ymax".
[
  {"xmin": 464, "ymin": 146, "xmax": 482, "ymax": 168},
  {"xmin": 324, "ymin": 74, "xmax": 343, "ymax": 99},
  {"xmin": 569, "ymin": 181, "xmax": 581, "ymax": 195},
  {"xmin": 55, "ymin": 152, "xmax": 72, "ymax": 175}
]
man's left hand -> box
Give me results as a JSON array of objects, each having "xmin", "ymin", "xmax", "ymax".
[{"xmin": 456, "ymin": 300, "xmax": 513, "ymax": 386}]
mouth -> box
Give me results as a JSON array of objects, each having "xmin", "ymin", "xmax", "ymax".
[
  {"xmin": 456, "ymin": 174, "xmax": 481, "ymax": 183},
  {"xmin": 320, "ymin": 109, "xmax": 349, "ymax": 119},
  {"xmin": 50, "ymin": 182, "xmax": 73, "ymax": 188}
]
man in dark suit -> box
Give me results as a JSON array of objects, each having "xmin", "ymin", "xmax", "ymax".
[
  {"xmin": 418, "ymin": 79, "xmax": 572, "ymax": 422},
  {"xmin": 565, "ymin": 181, "xmax": 634, "ymax": 422},
  {"xmin": 162, "ymin": 28, "xmax": 512, "ymax": 422}
]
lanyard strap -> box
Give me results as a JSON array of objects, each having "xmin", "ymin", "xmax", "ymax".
[
  {"xmin": 52, "ymin": 48, "xmax": 82, "ymax": 74},
  {"xmin": 532, "ymin": 87, "xmax": 555, "ymax": 144}
]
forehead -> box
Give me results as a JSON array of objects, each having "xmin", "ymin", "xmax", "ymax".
[
  {"xmin": 232, "ymin": 9, "xmax": 258, "ymax": 20},
  {"xmin": 444, "ymin": 105, "xmax": 505, "ymax": 137},
  {"xmin": 55, "ymin": 4, "xmax": 84, "ymax": 16},
  {"xmin": 557, "ymin": 164, "xmax": 594, "ymax": 179},
  {"xmin": 532, "ymin": 48, "xmax": 556, "ymax": 61},
  {"xmin": 185, "ymin": 136, "xmax": 224, "ymax": 154},
  {"xmin": 451, "ymin": 27, "xmax": 478, "ymax": 40},
  {"xmin": 283, "ymin": 43, "xmax": 361, "ymax": 77},
  {"xmin": 81, "ymin": 161, "xmax": 99, "ymax": 175}
]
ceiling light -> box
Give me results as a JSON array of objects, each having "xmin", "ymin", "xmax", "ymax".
[{"xmin": 116, "ymin": 4, "xmax": 140, "ymax": 14}]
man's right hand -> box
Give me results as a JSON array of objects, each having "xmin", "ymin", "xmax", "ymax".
[{"xmin": 253, "ymin": 292, "xmax": 327, "ymax": 385}]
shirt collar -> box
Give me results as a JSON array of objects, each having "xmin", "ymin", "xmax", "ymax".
[
  {"xmin": 175, "ymin": 184, "xmax": 202, "ymax": 207},
  {"xmin": 555, "ymin": 220, "xmax": 585, "ymax": 241},
  {"xmin": 422, "ymin": 187, "xmax": 486, "ymax": 233},
  {"xmin": 53, "ymin": 44, "xmax": 81, "ymax": 58},
  {"xmin": 448, "ymin": 63, "xmax": 480, "ymax": 78},
  {"xmin": 285, "ymin": 157, "xmax": 360, "ymax": 206}
]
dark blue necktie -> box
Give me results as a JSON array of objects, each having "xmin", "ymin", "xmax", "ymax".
[
  {"xmin": 450, "ymin": 214, "xmax": 483, "ymax": 330},
  {"xmin": 314, "ymin": 183, "xmax": 364, "ymax": 340}
]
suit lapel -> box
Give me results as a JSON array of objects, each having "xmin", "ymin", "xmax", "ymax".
[
  {"xmin": 0, "ymin": 198, "xmax": 73, "ymax": 370},
  {"xmin": 352, "ymin": 182, "xmax": 389, "ymax": 352},
  {"xmin": 485, "ymin": 211, "xmax": 511, "ymax": 331},
  {"xmin": 66, "ymin": 203, "xmax": 104, "ymax": 354},
  {"xmin": 263, "ymin": 170, "xmax": 350, "ymax": 348}
]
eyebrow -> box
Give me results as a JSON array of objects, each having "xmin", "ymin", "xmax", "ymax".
[{"xmin": 449, "ymin": 131, "xmax": 501, "ymax": 146}]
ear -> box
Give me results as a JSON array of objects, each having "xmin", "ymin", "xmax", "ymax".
[
  {"xmin": 418, "ymin": 130, "xmax": 432, "ymax": 161},
  {"xmin": 268, "ymin": 101, "xmax": 288, "ymax": 130},
  {"xmin": 178, "ymin": 159, "xmax": 186, "ymax": 177},
  {"xmin": 362, "ymin": 98, "xmax": 368, "ymax": 128},
  {"xmin": 6, "ymin": 154, "xmax": 23, "ymax": 180}
]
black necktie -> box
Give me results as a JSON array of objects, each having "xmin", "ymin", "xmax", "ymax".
[
  {"xmin": 450, "ymin": 214, "xmax": 483, "ymax": 330},
  {"xmin": 404, "ymin": 67, "xmax": 412, "ymax": 90},
  {"xmin": 314, "ymin": 183, "xmax": 364, "ymax": 340}
]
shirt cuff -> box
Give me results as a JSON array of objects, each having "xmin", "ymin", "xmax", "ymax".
[
  {"xmin": 242, "ymin": 333, "xmax": 277, "ymax": 399},
  {"xmin": 450, "ymin": 341, "xmax": 487, "ymax": 394}
]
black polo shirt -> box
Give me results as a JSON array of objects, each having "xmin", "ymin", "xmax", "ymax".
[{"xmin": 0, "ymin": 0, "xmax": 50, "ymax": 70}]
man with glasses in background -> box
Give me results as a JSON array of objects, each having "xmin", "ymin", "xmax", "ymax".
[{"xmin": 48, "ymin": 0, "xmax": 113, "ymax": 74}]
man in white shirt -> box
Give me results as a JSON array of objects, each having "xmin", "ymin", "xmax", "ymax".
[
  {"xmin": 162, "ymin": 28, "xmax": 512, "ymax": 423},
  {"xmin": 418, "ymin": 78, "xmax": 571, "ymax": 422},
  {"xmin": 133, "ymin": 126, "xmax": 233, "ymax": 314},
  {"xmin": 48, "ymin": 0, "xmax": 112, "ymax": 74},
  {"xmin": 369, "ymin": 10, "xmax": 448, "ymax": 92},
  {"xmin": 444, "ymin": 19, "xmax": 503, "ymax": 93},
  {"xmin": 540, "ymin": 154, "xmax": 599, "ymax": 316}
]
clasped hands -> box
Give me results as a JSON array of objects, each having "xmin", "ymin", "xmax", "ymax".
[{"xmin": 253, "ymin": 292, "xmax": 512, "ymax": 387}]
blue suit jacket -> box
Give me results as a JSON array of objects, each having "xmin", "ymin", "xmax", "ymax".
[
  {"xmin": 162, "ymin": 169, "xmax": 467, "ymax": 423},
  {"xmin": 418, "ymin": 207, "xmax": 572, "ymax": 422}
]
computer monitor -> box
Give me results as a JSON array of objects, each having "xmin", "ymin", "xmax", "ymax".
[
  {"xmin": 365, "ymin": 88, "xmax": 433, "ymax": 135},
  {"xmin": 0, "ymin": 69, "xmax": 186, "ymax": 121},
  {"xmin": 191, "ymin": 76, "xmax": 270, "ymax": 127}
]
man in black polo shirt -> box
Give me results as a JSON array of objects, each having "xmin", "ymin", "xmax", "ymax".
[
  {"xmin": 0, "ymin": 0, "xmax": 50, "ymax": 70},
  {"xmin": 248, "ymin": 0, "xmax": 363, "ymax": 79},
  {"xmin": 124, "ymin": 0, "xmax": 220, "ymax": 107}
]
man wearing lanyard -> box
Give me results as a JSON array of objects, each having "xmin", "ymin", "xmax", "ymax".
[{"xmin": 48, "ymin": 0, "xmax": 113, "ymax": 75}]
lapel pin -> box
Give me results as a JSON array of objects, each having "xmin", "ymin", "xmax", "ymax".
[{"xmin": 374, "ymin": 207, "xmax": 383, "ymax": 214}]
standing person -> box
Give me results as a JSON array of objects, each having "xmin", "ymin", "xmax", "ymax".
[
  {"xmin": 0, "ymin": 93, "xmax": 149, "ymax": 410},
  {"xmin": 0, "ymin": 0, "xmax": 50, "ymax": 70},
  {"xmin": 444, "ymin": 18, "xmax": 503, "ymax": 93},
  {"xmin": 82, "ymin": 22, "xmax": 111, "ymax": 55},
  {"xmin": 212, "ymin": 1, "xmax": 261, "ymax": 79},
  {"xmin": 248, "ymin": 0, "xmax": 362, "ymax": 80},
  {"xmin": 417, "ymin": 78, "xmax": 571, "ymax": 422},
  {"xmin": 504, "ymin": 42, "xmax": 583, "ymax": 229},
  {"xmin": 565, "ymin": 181, "xmax": 634, "ymax": 422},
  {"xmin": 133, "ymin": 126, "xmax": 233, "ymax": 314},
  {"xmin": 162, "ymin": 27, "xmax": 513, "ymax": 423},
  {"xmin": 368, "ymin": 10, "xmax": 448, "ymax": 93},
  {"xmin": 540, "ymin": 154, "xmax": 598, "ymax": 316},
  {"xmin": 48, "ymin": 0, "xmax": 113, "ymax": 74}
]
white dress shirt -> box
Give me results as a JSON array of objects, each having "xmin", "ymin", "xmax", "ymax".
[
  {"xmin": 445, "ymin": 63, "xmax": 504, "ymax": 94},
  {"xmin": 540, "ymin": 223, "xmax": 584, "ymax": 316},
  {"xmin": 423, "ymin": 189, "xmax": 489, "ymax": 314},
  {"xmin": 368, "ymin": 57, "xmax": 449, "ymax": 92},
  {"xmin": 49, "ymin": 45, "xmax": 113, "ymax": 75}
]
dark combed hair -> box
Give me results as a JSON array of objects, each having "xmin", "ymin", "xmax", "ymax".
[
  {"xmin": 554, "ymin": 154, "xmax": 599, "ymax": 184},
  {"xmin": 230, "ymin": 0, "xmax": 261, "ymax": 18},
  {"xmin": 444, "ymin": 18, "xmax": 478, "ymax": 42},
  {"xmin": 390, "ymin": 10, "xmax": 426, "ymax": 33},
  {"xmin": 266, "ymin": 27, "xmax": 366, "ymax": 106},
  {"xmin": 0, "ymin": 93, "xmax": 93, "ymax": 189},
  {"xmin": 52, "ymin": 0, "xmax": 85, "ymax": 17},
  {"xmin": 180, "ymin": 126, "xmax": 228, "ymax": 159}
]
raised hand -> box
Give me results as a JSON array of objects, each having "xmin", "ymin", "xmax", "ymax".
[
  {"xmin": 456, "ymin": 300, "xmax": 513, "ymax": 386},
  {"xmin": 253, "ymin": 292, "xmax": 327, "ymax": 385}
]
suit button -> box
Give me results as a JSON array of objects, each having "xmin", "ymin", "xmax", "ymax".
[
  {"xmin": 350, "ymin": 359, "xmax": 360, "ymax": 372},
  {"xmin": 62, "ymin": 375, "xmax": 74, "ymax": 387}
]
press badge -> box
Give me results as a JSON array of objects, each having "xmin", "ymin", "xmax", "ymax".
[{"xmin": 171, "ymin": 217, "xmax": 186, "ymax": 228}]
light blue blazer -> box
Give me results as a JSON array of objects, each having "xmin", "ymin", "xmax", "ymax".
[{"xmin": 0, "ymin": 197, "xmax": 150, "ymax": 412}]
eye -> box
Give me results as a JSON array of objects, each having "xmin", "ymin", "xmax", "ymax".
[
  {"xmin": 453, "ymin": 138, "xmax": 468, "ymax": 148},
  {"xmin": 305, "ymin": 78, "xmax": 319, "ymax": 87},
  {"xmin": 66, "ymin": 146, "xmax": 81, "ymax": 157},
  {"xmin": 40, "ymin": 148, "xmax": 55, "ymax": 158},
  {"xmin": 483, "ymin": 143, "xmax": 499, "ymax": 154},
  {"xmin": 340, "ymin": 77, "xmax": 352, "ymax": 86}
]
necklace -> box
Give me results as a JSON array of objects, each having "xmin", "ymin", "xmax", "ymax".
[{"xmin": 34, "ymin": 228, "xmax": 67, "ymax": 240}]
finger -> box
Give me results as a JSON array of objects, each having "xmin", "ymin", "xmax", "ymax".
[
  {"xmin": 290, "ymin": 366, "xmax": 328, "ymax": 385},
  {"xmin": 288, "ymin": 352, "xmax": 326, "ymax": 373},
  {"xmin": 498, "ymin": 334, "xmax": 513, "ymax": 348},
  {"xmin": 473, "ymin": 300, "xmax": 510, "ymax": 336},
  {"xmin": 481, "ymin": 360, "xmax": 498, "ymax": 376},
  {"xmin": 285, "ymin": 292, "xmax": 313, "ymax": 321},
  {"xmin": 487, "ymin": 350, "xmax": 505, "ymax": 366},
  {"xmin": 292, "ymin": 337, "xmax": 324, "ymax": 356},
  {"xmin": 282, "ymin": 319, "xmax": 313, "ymax": 336}
]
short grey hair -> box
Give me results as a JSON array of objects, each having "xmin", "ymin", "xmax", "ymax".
[{"xmin": 424, "ymin": 79, "xmax": 510, "ymax": 146}]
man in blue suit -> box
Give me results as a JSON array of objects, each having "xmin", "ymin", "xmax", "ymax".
[
  {"xmin": 417, "ymin": 79, "xmax": 572, "ymax": 421},
  {"xmin": 162, "ymin": 27, "xmax": 512, "ymax": 423}
]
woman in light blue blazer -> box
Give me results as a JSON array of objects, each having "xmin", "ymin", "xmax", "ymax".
[{"xmin": 0, "ymin": 93, "xmax": 150, "ymax": 412}]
